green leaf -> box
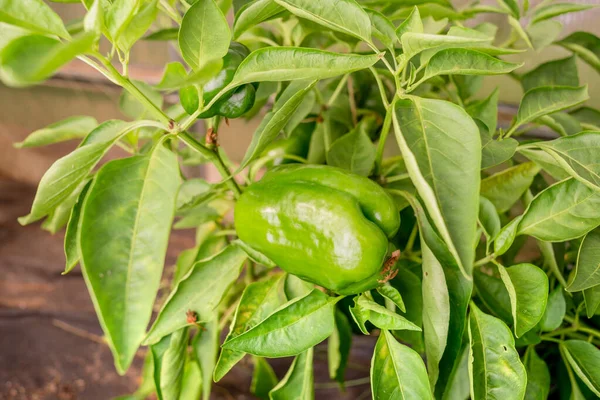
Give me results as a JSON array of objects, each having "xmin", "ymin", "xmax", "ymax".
[
  {"xmin": 144, "ymin": 27, "xmax": 178, "ymax": 41},
  {"xmin": 80, "ymin": 142, "xmax": 180, "ymax": 374},
  {"xmin": 390, "ymin": 268, "xmax": 424, "ymax": 353},
  {"xmin": 396, "ymin": 6, "xmax": 423, "ymax": 40},
  {"xmin": 233, "ymin": 239, "xmax": 276, "ymax": 267},
  {"xmin": 83, "ymin": 0, "xmax": 104, "ymax": 36},
  {"xmin": 473, "ymin": 267, "xmax": 513, "ymax": 324},
  {"xmin": 326, "ymin": 127, "xmax": 376, "ymax": 176},
  {"xmin": 0, "ymin": 0, "xmax": 69, "ymax": 38},
  {"xmin": 520, "ymin": 56, "xmax": 579, "ymax": 92},
  {"xmin": 63, "ymin": 180, "xmax": 92, "ymax": 274},
  {"xmin": 14, "ymin": 116, "xmax": 97, "ymax": 149},
  {"xmin": 539, "ymin": 286, "xmax": 565, "ymax": 331},
  {"xmin": 355, "ymin": 296, "xmax": 422, "ymax": 332},
  {"xmin": 523, "ymin": 346, "xmax": 551, "ymax": 400},
  {"xmin": 366, "ymin": 8, "xmax": 396, "ymax": 52},
  {"xmin": 105, "ymin": 0, "xmax": 136, "ymax": 42},
  {"xmin": 467, "ymin": 87, "xmax": 498, "ymax": 134},
  {"xmin": 179, "ymin": 360, "xmax": 202, "ymax": 400},
  {"xmin": 479, "ymin": 196, "xmax": 501, "ymax": 239},
  {"xmin": 518, "ymin": 178, "xmax": 600, "ymax": 242},
  {"xmin": 401, "ymin": 32, "xmax": 489, "ymax": 61},
  {"xmin": 480, "ymin": 162, "xmax": 540, "ymax": 213},
  {"xmin": 468, "ymin": 303, "xmax": 527, "ymax": 400},
  {"xmin": 508, "ymin": 15, "xmax": 532, "ymax": 49},
  {"xmin": 230, "ymin": 47, "xmax": 380, "ymax": 86},
  {"xmin": 416, "ymin": 48, "xmax": 521, "ymax": 87},
  {"xmin": 512, "ymin": 86, "xmax": 589, "ymax": 132},
  {"xmin": 556, "ymin": 32, "xmax": 600, "ymax": 74},
  {"xmin": 214, "ymin": 274, "xmax": 285, "ymax": 381},
  {"xmin": 238, "ymin": 80, "xmax": 316, "ymax": 171},
  {"xmin": 497, "ymin": 0, "xmax": 519, "ymax": 17},
  {"xmin": 536, "ymin": 112, "xmax": 582, "ymax": 137},
  {"xmin": 144, "ymin": 246, "xmax": 247, "ymax": 345},
  {"xmin": 527, "ymin": 20, "xmax": 562, "ymax": 52},
  {"xmin": 151, "ymin": 327, "xmax": 189, "ymax": 400},
  {"xmin": 328, "ymin": 310, "xmax": 351, "ymax": 386},
  {"xmin": 571, "ymin": 106, "xmax": 600, "ymax": 130},
  {"xmin": 116, "ymin": 0, "xmax": 157, "ymax": 51},
  {"xmin": 377, "ymin": 284, "xmax": 406, "ymax": 313},
  {"xmin": 284, "ymin": 274, "xmax": 313, "ymax": 300},
  {"xmin": 19, "ymin": 120, "xmax": 151, "ymax": 225},
  {"xmin": 421, "ymin": 241, "xmax": 450, "ymax": 388},
  {"xmin": 270, "ymin": 348, "xmax": 313, "ymax": 400},
  {"xmin": 222, "ymin": 289, "xmax": 337, "ymax": 357},
  {"xmin": 531, "ymin": 3, "xmax": 593, "ymax": 24},
  {"xmin": 494, "ymin": 216, "xmax": 522, "ymax": 256},
  {"xmin": 0, "ymin": 33, "xmax": 95, "ymax": 87},
  {"xmin": 497, "ymin": 263, "xmax": 548, "ymax": 337},
  {"xmin": 518, "ymin": 147, "xmax": 570, "ymax": 180},
  {"xmin": 274, "ymin": 0, "xmax": 371, "ymax": 43},
  {"xmin": 233, "ymin": 0, "xmax": 285, "ymax": 39},
  {"xmin": 584, "ymin": 285, "xmax": 600, "ymax": 318},
  {"xmin": 568, "ymin": 229, "xmax": 600, "ymax": 292},
  {"xmin": 443, "ymin": 344, "xmax": 470, "ymax": 400},
  {"xmin": 561, "ymin": 340, "xmax": 600, "ymax": 396},
  {"xmin": 251, "ymin": 357, "xmax": 278, "ymax": 399},
  {"xmin": 179, "ymin": 0, "xmax": 231, "ymax": 70},
  {"xmin": 119, "ymin": 80, "xmax": 164, "ymax": 119},
  {"xmin": 371, "ymin": 330, "xmax": 434, "ymax": 400},
  {"xmin": 393, "ymin": 97, "xmax": 480, "ymax": 277},
  {"xmin": 535, "ymin": 132, "xmax": 600, "ymax": 192},
  {"xmin": 193, "ymin": 316, "xmax": 219, "ymax": 400}
]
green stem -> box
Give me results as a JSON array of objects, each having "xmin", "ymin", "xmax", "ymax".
[
  {"xmin": 404, "ymin": 224, "xmax": 419, "ymax": 254},
  {"xmin": 368, "ymin": 67, "xmax": 389, "ymax": 108},
  {"xmin": 179, "ymin": 132, "xmax": 242, "ymax": 198},
  {"xmin": 474, "ymin": 253, "xmax": 496, "ymax": 267},
  {"xmin": 385, "ymin": 173, "xmax": 410, "ymax": 183},
  {"xmin": 374, "ymin": 104, "xmax": 393, "ymax": 176},
  {"xmin": 327, "ymin": 74, "xmax": 349, "ymax": 107},
  {"xmin": 94, "ymin": 53, "xmax": 172, "ymax": 126}
]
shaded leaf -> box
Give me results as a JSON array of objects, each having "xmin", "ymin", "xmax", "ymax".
[
  {"xmin": 561, "ymin": 340, "xmax": 600, "ymax": 397},
  {"xmin": 270, "ymin": 348, "xmax": 313, "ymax": 400},
  {"xmin": 193, "ymin": 316, "xmax": 219, "ymax": 400},
  {"xmin": 532, "ymin": 3, "xmax": 593, "ymax": 24},
  {"xmin": 520, "ymin": 56, "xmax": 579, "ymax": 92},
  {"xmin": 233, "ymin": 0, "xmax": 285, "ymax": 39},
  {"xmin": 328, "ymin": 310, "xmax": 351, "ymax": 385},
  {"xmin": 238, "ymin": 80, "xmax": 316, "ymax": 171},
  {"xmin": 63, "ymin": 180, "xmax": 92, "ymax": 274},
  {"xmin": 251, "ymin": 357, "xmax": 278, "ymax": 399},
  {"xmin": 151, "ymin": 328, "xmax": 189, "ymax": 400},
  {"xmin": 568, "ymin": 229, "xmax": 600, "ymax": 292},
  {"xmin": 539, "ymin": 286, "xmax": 565, "ymax": 331},
  {"xmin": 480, "ymin": 162, "xmax": 540, "ymax": 213},
  {"xmin": 523, "ymin": 346, "xmax": 550, "ymax": 400},
  {"xmin": 326, "ymin": 127, "xmax": 376, "ymax": 176}
]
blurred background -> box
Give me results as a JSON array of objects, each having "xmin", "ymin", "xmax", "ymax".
[{"xmin": 1, "ymin": 0, "xmax": 599, "ymax": 399}]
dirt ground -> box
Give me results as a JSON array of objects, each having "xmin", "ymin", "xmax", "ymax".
[{"xmin": 0, "ymin": 179, "xmax": 375, "ymax": 400}]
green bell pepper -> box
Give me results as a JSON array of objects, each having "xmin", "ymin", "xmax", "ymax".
[
  {"xmin": 181, "ymin": 42, "xmax": 256, "ymax": 119},
  {"xmin": 234, "ymin": 165, "xmax": 401, "ymax": 295}
]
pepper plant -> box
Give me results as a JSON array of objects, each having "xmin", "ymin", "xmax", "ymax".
[{"xmin": 5, "ymin": 0, "xmax": 600, "ymax": 398}]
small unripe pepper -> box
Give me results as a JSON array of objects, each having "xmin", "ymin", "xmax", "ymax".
[{"xmin": 234, "ymin": 165, "xmax": 401, "ymax": 295}]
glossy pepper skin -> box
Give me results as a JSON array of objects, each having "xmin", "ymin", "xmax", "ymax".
[
  {"xmin": 234, "ymin": 165, "xmax": 401, "ymax": 295},
  {"xmin": 260, "ymin": 121, "xmax": 314, "ymax": 167},
  {"xmin": 182, "ymin": 42, "xmax": 256, "ymax": 118}
]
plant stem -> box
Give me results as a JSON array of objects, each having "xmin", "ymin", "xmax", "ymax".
[
  {"xmin": 93, "ymin": 53, "xmax": 172, "ymax": 126},
  {"xmin": 315, "ymin": 377, "xmax": 370, "ymax": 390},
  {"xmin": 385, "ymin": 173, "xmax": 410, "ymax": 183},
  {"xmin": 179, "ymin": 132, "xmax": 242, "ymax": 198},
  {"xmin": 327, "ymin": 74, "xmax": 349, "ymax": 107},
  {"xmin": 404, "ymin": 224, "xmax": 419, "ymax": 254},
  {"xmin": 374, "ymin": 105, "xmax": 393, "ymax": 176},
  {"xmin": 474, "ymin": 253, "xmax": 496, "ymax": 267}
]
